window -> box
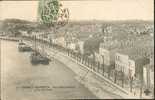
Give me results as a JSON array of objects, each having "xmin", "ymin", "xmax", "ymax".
[
  {"xmin": 115, "ymin": 56, "xmax": 117, "ymax": 60},
  {"xmin": 122, "ymin": 66, "xmax": 125, "ymax": 72},
  {"xmin": 115, "ymin": 64, "xmax": 117, "ymax": 68},
  {"xmin": 116, "ymin": 56, "xmax": 118, "ymax": 60},
  {"xmin": 121, "ymin": 66, "xmax": 123, "ymax": 71},
  {"xmin": 129, "ymin": 69, "xmax": 132, "ymax": 76},
  {"xmin": 116, "ymin": 55, "xmax": 121, "ymax": 62},
  {"xmin": 129, "ymin": 62, "xmax": 131, "ymax": 67},
  {"xmin": 118, "ymin": 56, "xmax": 120, "ymax": 61}
]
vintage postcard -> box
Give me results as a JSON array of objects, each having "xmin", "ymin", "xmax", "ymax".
[{"xmin": 0, "ymin": 0, "xmax": 154, "ymax": 99}]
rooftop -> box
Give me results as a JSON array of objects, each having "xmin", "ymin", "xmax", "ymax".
[{"xmin": 100, "ymin": 39, "xmax": 120, "ymax": 50}]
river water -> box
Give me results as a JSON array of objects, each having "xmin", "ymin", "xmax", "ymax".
[{"xmin": 0, "ymin": 40, "xmax": 97, "ymax": 100}]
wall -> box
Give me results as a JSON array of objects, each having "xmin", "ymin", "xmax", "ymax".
[
  {"xmin": 115, "ymin": 53, "xmax": 129, "ymax": 73},
  {"xmin": 99, "ymin": 48, "xmax": 110, "ymax": 65},
  {"xmin": 78, "ymin": 41, "xmax": 84, "ymax": 54}
]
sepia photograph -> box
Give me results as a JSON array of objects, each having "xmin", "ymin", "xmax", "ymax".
[{"xmin": 0, "ymin": 0, "xmax": 154, "ymax": 99}]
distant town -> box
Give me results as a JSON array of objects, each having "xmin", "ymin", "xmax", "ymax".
[{"xmin": 0, "ymin": 19, "xmax": 154, "ymax": 99}]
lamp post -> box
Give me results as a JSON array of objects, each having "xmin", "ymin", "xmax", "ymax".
[{"xmin": 129, "ymin": 68, "xmax": 133, "ymax": 92}]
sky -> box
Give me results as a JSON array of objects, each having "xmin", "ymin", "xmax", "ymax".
[{"xmin": 0, "ymin": 0, "xmax": 154, "ymax": 21}]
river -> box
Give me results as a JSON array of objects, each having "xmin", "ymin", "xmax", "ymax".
[{"xmin": 0, "ymin": 40, "xmax": 97, "ymax": 100}]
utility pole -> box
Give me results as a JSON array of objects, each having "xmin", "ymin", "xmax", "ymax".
[
  {"xmin": 121, "ymin": 69, "xmax": 124, "ymax": 88},
  {"xmin": 140, "ymin": 67, "xmax": 143, "ymax": 99},
  {"xmin": 143, "ymin": 65, "xmax": 151, "ymax": 96},
  {"xmin": 0, "ymin": 39, "xmax": 1, "ymax": 100},
  {"xmin": 34, "ymin": 35, "xmax": 37, "ymax": 52},
  {"xmin": 102, "ymin": 56, "xmax": 104, "ymax": 76},
  {"xmin": 114, "ymin": 69, "xmax": 117, "ymax": 83},
  {"xmin": 146, "ymin": 65, "xmax": 150, "ymax": 90}
]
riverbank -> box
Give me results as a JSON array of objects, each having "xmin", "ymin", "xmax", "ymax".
[
  {"xmin": 46, "ymin": 46, "xmax": 138, "ymax": 99},
  {"xmin": 1, "ymin": 40, "xmax": 97, "ymax": 100},
  {"xmin": 1, "ymin": 38, "xmax": 153, "ymax": 99},
  {"xmin": 29, "ymin": 40, "xmax": 152, "ymax": 99},
  {"xmin": 24, "ymin": 40, "xmax": 131, "ymax": 99},
  {"xmin": 0, "ymin": 36, "xmax": 19, "ymax": 41},
  {"xmin": 21, "ymin": 39, "xmax": 127, "ymax": 99}
]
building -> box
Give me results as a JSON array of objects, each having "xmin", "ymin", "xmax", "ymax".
[
  {"xmin": 67, "ymin": 42, "xmax": 76, "ymax": 50},
  {"xmin": 115, "ymin": 48, "xmax": 150, "ymax": 79},
  {"xmin": 143, "ymin": 66, "xmax": 154, "ymax": 88},
  {"xmin": 19, "ymin": 30, "xmax": 28, "ymax": 36},
  {"xmin": 31, "ymin": 31, "xmax": 44, "ymax": 36},
  {"xmin": 98, "ymin": 38, "xmax": 121, "ymax": 78},
  {"xmin": 0, "ymin": 31, "xmax": 6, "ymax": 36},
  {"xmin": 99, "ymin": 39, "xmax": 120, "ymax": 67},
  {"xmin": 54, "ymin": 36, "xmax": 67, "ymax": 48},
  {"xmin": 77, "ymin": 40, "xmax": 85, "ymax": 54},
  {"xmin": 115, "ymin": 52, "xmax": 135, "ymax": 77},
  {"xmin": 99, "ymin": 47, "xmax": 113, "ymax": 66},
  {"xmin": 143, "ymin": 56, "xmax": 154, "ymax": 88},
  {"xmin": 94, "ymin": 50, "xmax": 103, "ymax": 64}
]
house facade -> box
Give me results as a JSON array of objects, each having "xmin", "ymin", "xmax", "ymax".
[
  {"xmin": 77, "ymin": 40, "xmax": 84, "ymax": 54},
  {"xmin": 115, "ymin": 49, "xmax": 150, "ymax": 81},
  {"xmin": 99, "ymin": 48, "xmax": 111, "ymax": 65},
  {"xmin": 53, "ymin": 36, "xmax": 67, "ymax": 48},
  {"xmin": 99, "ymin": 40, "xmax": 119, "ymax": 68},
  {"xmin": 115, "ymin": 53, "xmax": 136, "ymax": 77}
]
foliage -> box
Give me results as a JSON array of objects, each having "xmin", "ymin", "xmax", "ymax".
[
  {"xmin": 1, "ymin": 19, "xmax": 35, "ymax": 36},
  {"xmin": 83, "ymin": 36, "xmax": 102, "ymax": 55}
]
